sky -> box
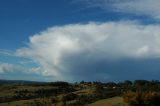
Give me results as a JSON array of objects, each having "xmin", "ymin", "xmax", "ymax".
[{"xmin": 1, "ymin": 0, "xmax": 160, "ymax": 82}]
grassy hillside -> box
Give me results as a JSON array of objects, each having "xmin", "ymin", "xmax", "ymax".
[
  {"xmin": 87, "ymin": 97, "xmax": 128, "ymax": 106},
  {"xmin": 1, "ymin": 80, "xmax": 160, "ymax": 106}
]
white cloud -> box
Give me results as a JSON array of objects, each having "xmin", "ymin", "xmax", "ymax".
[
  {"xmin": 136, "ymin": 45, "xmax": 149, "ymax": 56},
  {"xmin": 81, "ymin": 0, "xmax": 160, "ymax": 20},
  {"xmin": 0, "ymin": 62, "xmax": 42, "ymax": 74},
  {"xmin": 16, "ymin": 21, "xmax": 160, "ymax": 81},
  {"xmin": 0, "ymin": 63, "xmax": 15, "ymax": 73}
]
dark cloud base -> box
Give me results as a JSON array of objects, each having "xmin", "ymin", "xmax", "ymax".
[{"xmin": 64, "ymin": 56, "xmax": 160, "ymax": 82}]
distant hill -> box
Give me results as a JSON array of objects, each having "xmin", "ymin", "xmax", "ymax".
[{"xmin": 0, "ymin": 79, "xmax": 46, "ymax": 85}]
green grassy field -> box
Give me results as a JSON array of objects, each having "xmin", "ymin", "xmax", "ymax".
[{"xmin": 87, "ymin": 97, "xmax": 128, "ymax": 106}]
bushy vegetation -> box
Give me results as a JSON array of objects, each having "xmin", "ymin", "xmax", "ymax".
[{"xmin": 0, "ymin": 80, "xmax": 160, "ymax": 106}]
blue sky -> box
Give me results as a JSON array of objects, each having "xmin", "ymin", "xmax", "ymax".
[{"xmin": 1, "ymin": 0, "xmax": 160, "ymax": 82}]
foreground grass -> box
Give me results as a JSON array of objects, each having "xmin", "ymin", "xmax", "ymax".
[
  {"xmin": 0, "ymin": 97, "xmax": 127, "ymax": 106},
  {"xmin": 0, "ymin": 99, "xmax": 34, "ymax": 106},
  {"xmin": 87, "ymin": 97, "xmax": 128, "ymax": 106}
]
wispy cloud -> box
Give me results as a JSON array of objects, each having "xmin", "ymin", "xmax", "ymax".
[
  {"xmin": 0, "ymin": 62, "xmax": 53, "ymax": 81},
  {"xmin": 0, "ymin": 62, "xmax": 42, "ymax": 74},
  {"xmin": 0, "ymin": 50, "xmax": 14, "ymax": 56},
  {"xmin": 19, "ymin": 60, "xmax": 34, "ymax": 65},
  {"xmin": 78, "ymin": 0, "xmax": 160, "ymax": 20},
  {"xmin": 15, "ymin": 21, "xmax": 160, "ymax": 81}
]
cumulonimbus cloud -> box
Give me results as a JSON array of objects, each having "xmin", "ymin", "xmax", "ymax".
[{"xmin": 16, "ymin": 21, "xmax": 160, "ymax": 81}]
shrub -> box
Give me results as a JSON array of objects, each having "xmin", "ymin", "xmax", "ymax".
[{"xmin": 123, "ymin": 91, "xmax": 160, "ymax": 106}]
